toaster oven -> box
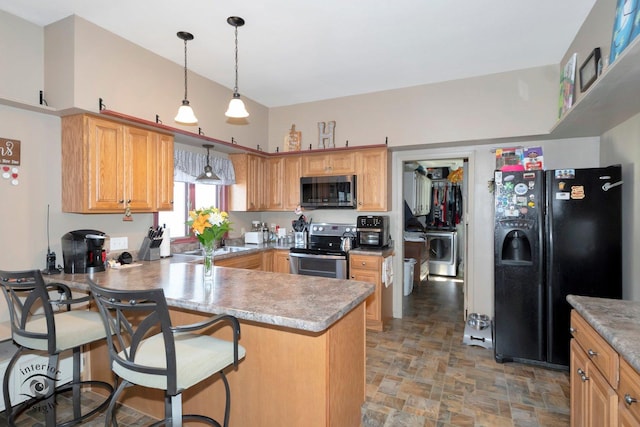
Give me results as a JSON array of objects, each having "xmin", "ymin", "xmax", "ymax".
[{"xmin": 356, "ymin": 215, "xmax": 390, "ymax": 248}]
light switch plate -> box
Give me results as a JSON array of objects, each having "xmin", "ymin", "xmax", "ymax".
[{"xmin": 110, "ymin": 237, "xmax": 128, "ymax": 251}]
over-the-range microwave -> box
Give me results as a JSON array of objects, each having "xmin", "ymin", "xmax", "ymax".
[{"xmin": 300, "ymin": 175, "xmax": 357, "ymax": 209}]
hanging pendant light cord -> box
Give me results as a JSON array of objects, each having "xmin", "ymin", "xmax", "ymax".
[
  {"xmin": 183, "ymin": 38, "xmax": 189, "ymax": 100},
  {"xmin": 233, "ymin": 25, "xmax": 239, "ymax": 95}
]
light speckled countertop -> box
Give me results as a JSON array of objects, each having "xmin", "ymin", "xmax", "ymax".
[
  {"xmin": 567, "ymin": 295, "xmax": 640, "ymax": 372},
  {"xmin": 46, "ymin": 258, "xmax": 374, "ymax": 334}
]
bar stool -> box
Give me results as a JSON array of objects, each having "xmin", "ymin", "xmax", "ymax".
[
  {"xmin": 88, "ymin": 279, "xmax": 245, "ymax": 427},
  {"xmin": 0, "ymin": 269, "xmax": 113, "ymax": 426}
]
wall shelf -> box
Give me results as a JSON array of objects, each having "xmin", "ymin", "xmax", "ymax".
[
  {"xmin": 100, "ymin": 109, "xmax": 387, "ymax": 156},
  {"xmin": 550, "ymin": 36, "xmax": 640, "ymax": 139}
]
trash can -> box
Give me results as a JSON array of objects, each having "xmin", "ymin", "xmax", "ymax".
[{"xmin": 403, "ymin": 258, "xmax": 416, "ymax": 296}]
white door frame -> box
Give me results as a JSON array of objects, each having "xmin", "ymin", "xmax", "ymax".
[{"xmin": 391, "ymin": 148, "xmax": 476, "ymax": 318}]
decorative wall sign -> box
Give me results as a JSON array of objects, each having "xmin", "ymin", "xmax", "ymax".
[
  {"xmin": 0, "ymin": 138, "xmax": 20, "ymax": 166},
  {"xmin": 317, "ymin": 121, "xmax": 336, "ymax": 148},
  {"xmin": 284, "ymin": 124, "xmax": 301, "ymax": 151}
]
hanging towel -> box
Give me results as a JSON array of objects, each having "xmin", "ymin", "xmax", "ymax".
[{"xmin": 382, "ymin": 255, "xmax": 394, "ymax": 287}]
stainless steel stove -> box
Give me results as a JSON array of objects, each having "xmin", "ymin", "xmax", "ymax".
[{"xmin": 289, "ymin": 223, "xmax": 357, "ymax": 279}]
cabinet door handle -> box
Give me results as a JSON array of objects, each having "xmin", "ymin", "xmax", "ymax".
[
  {"xmin": 569, "ymin": 327, "xmax": 576, "ymax": 334},
  {"xmin": 577, "ymin": 368, "xmax": 589, "ymax": 382},
  {"xmin": 119, "ymin": 199, "xmax": 125, "ymax": 204},
  {"xmin": 587, "ymin": 349, "xmax": 598, "ymax": 357},
  {"xmin": 625, "ymin": 394, "xmax": 638, "ymax": 405}
]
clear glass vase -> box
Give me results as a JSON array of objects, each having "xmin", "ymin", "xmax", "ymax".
[{"xmin": 202, "ymin": 242, "xmax": 217, "ymax": 284}]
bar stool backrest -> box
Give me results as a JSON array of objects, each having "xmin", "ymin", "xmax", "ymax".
[
  {"xmin": 0, "ymin": 270, "xmax": 69, "ymax": 354},
  {"xmin": 89, "ymin": 284, "xmax": 180, "ymax": 394}
]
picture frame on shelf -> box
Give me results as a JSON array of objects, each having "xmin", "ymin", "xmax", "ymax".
[
  {"xmin": 558, "ymin": 52, "xmax": 577, "ymax": 118},
  {"xmin": 579, "ymin": 48, "xmax": 601, "ymax": 92}
]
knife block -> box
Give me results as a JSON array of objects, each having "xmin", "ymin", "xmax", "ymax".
[{"xmin": 138, "ymin": 236, "xmax": 162, "ymax": 261}]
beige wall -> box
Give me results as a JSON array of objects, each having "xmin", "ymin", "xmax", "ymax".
[
  {"xmin": 44, "ymin": 15, "xmax": 269, "ymax": 150},
  {"xmin": 0, "ymin": 10, "xmax": 43, "ymax": 104},
  {"xmin": 268, "ymin": 65, "xmax": 559, "ymax": 152},
  {"xmin": 0, "ymin": 105, "xmax": 156, "ymax": 271}
]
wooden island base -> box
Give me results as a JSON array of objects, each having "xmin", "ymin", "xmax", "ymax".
[{"xmin": 88, "ymin": 302, "xmax": 366, "ymax": 427}]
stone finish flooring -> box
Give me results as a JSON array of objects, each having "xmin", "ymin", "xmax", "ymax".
[
  {"xmin": 361, "ymin": 277, "xmax": 571, "ymax": 427},
  {"xmin": 2, "ymin": 276, "xmax": 571, "ymax": 426}
]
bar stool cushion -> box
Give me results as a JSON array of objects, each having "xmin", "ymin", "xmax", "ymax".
[
  {"xmin": 114, "ymin": 332, "xmax": 246, "ymax": 391},
  {"xmin": 14, "ymin": 310, "xmax": 107, "ymax": 352}
]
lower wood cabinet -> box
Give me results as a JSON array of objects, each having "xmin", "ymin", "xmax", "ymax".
[
  {"xmin": 272, "ymin": 250, "xmax": 291, "ymax": 273},
  {"xmin": 349, "ymin": 253, "xmax": 393, "ymax": 331},
  {"xmin": 215, "ymin": 252, "xmax": 263, "ymax": 270},
  {"xmin": 570, "ymin": 310, "xmax": 624, "ymax": 427},
  {"xmin": 618, "ymin": 358, "xmax": 640, "ymax": 425}
]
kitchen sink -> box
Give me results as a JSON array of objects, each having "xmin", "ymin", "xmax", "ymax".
[
  {"xmin": 170, "ymin": 246, "xmax": 253, "ymax": 264},
  {"xmin": 180, "ymin": 246, "xmax": 253, "ymax": 256}
]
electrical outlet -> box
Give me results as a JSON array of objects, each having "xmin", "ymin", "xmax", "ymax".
[{"xmin": 110, "ymin": 237, "xmax": 128, "ymax": 251}]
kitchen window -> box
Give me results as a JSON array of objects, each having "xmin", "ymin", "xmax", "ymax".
[
  {"xmin": 157, "ymin": 148, "xmax": 235, "ymax": 240},
  {"xmin": 157, "ymin": 182, "xmax": 227, "ymax": 239}
]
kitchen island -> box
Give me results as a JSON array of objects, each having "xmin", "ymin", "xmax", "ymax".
[{"xmin": 47, "ymin": 259, "xmax": 374, "ymax": 426}]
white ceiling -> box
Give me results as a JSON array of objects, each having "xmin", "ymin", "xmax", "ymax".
[{"xmin": 0, "ymin": 0, "xmax": 597, "ymax": 108}]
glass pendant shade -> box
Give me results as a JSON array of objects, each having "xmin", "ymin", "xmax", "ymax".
[
  {"xmin": 175, "ymin": 100, "xmax": 198, "ymax": 124},
  {"xmin": 196, "ymin": 145, "xmax": 223, "ymax": 185},
  {"xmin": 175, "ymin": 31, "xmax": 197, "ymax": 126},
  {"xmin": 225, "ymin": 94, "xmax": 249, "ymax": 118},
  {"xmin": 226, "ymin": 16, "xmax": 249, "ymax": 119}
]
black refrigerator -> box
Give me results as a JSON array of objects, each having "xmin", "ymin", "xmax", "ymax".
[{"xmin": 493, "ymin": 165, "xmax": 622, "ymax": 368}]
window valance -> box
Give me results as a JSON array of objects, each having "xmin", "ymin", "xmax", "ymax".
[{"xmin": 173, "ymin": 149, "xmax": 236, "ymax": 185}]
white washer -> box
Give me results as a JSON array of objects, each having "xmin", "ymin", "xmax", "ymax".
[{"xmin": 425, "ymin": 230, "xmax": 458, "ymax": 277}]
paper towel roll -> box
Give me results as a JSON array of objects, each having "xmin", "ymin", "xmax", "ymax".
[{"xmin": 160, "ymin": 227, "xmax": 171, "ymax": 257}]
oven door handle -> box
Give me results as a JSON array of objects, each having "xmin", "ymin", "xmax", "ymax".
[{"xmin": 289, "ymin": 252, "xmax": 346, "ymax": 260}]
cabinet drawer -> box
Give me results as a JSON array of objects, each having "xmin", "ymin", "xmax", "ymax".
[
  {"xmin": 216, "ymin": 253, "xmax": 262, "ymax": 270},
  {"xmin": 571, "ymin": 310, "xmax": 619, "ymax": 388},
  {"xmin": 349, "ymin": 254, "xmax": 379, "ymax": 272},
  {"xmin": 619, "ymin": 358, "xmax": 640, "ymax": 423}
]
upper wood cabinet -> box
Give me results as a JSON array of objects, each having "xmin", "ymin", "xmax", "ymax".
[
  {"xmin": 229, "ymin": 146, "xmax": 387, "ymax": 212},
  {"xmin": 61, "ymin": 114, "xmax": 172, "ymax": 213},
  {"xmin": 266, "ymin": 157, "xmax": 284, "ymax": 210},
  {"xmin": 229, "ymin": 153, "xmax": 267, "ymax": 211},
  {"xmin": 356, "ymin": 147, "xmax": 388, "ymax": 211},
  {"xmin": 302, "ymin": 151, "xmax": 355, "ymax": 176},
  {"xmin": 155, "ymin": 133, "xmax": 175, "ymax": 211},
  {"xmin": 282, "ymin": 156, "xmax": 302, "ymax": 211},
  {"xmin": 266, "ymin": 155, "xmax": 302, "ymax": 211}
]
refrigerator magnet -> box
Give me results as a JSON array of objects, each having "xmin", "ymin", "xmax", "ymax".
[
  {"xmin": 556, "ymin": 192, "xmax": 570, "ymax": 200},
  {"xmin": 571, "ymin": 186, "xmax": 585, "ymax": 199}
]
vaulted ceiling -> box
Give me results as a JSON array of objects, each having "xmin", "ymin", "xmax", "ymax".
[{"xmin": 0, "ymin": 0, "xmax": 597, "ymax": 107}]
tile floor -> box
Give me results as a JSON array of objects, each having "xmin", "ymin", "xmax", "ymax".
[
  {"xmin": 362, "ymin": 276, "xmax": 571, "ymax": 427},
  {"xmin": 2, "ymin": 276, "xmax": 571, "ymax": 426}
]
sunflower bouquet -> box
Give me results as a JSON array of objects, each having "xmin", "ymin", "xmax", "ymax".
[{"xmin": 186, "ymin": 206, "xmax": 232, "ymax": 248}]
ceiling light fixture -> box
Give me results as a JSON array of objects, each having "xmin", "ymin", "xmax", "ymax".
[
  {"xmin": 196, "ymin": 144, "xmax": 222, "ymax": 185},
  {"xmin": 174, "ymin": 31, "xmax": 198, "ymax": 125},
  {"xmin": 225, "ymin": 16, "xmax": 249, "ymax": 118}
]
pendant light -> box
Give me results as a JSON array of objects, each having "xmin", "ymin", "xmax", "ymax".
[
  {"xmin": 225, "ymin": 16, "xmax": 249, "ymax": 118},
  {"xmin": 196, "ymin": 144, "xmax": 223, "ymax": 185},
  {"xmin": 174, "ymin": 31, "xmax": 198, "ymax": 125}
]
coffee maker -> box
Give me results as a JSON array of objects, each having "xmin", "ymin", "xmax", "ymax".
[{"xmin": 61, "ymin": 229, "xmax": 107, "ymax": 274}]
